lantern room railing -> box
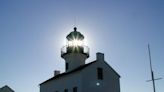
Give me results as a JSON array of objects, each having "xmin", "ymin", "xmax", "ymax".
[{"xmin": 61, "ymin": 45, "xmax": 89, "ymax": 58}]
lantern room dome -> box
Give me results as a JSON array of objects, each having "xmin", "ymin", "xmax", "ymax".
[{"xmin": 66, "ymin": 27, "xmax": 84, "ymax": 41}]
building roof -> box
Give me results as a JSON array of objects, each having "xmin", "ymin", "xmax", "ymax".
[
  {"xmin": 40, "ymin": 61, "xmax": 96, "ymax": 85},
  {"xmin": 0, "ymin": 85, "xmax": 14, "ymax": 92},
  {"xmin": 40, "ymin": 60, "xmax": 120, "ymax": 85}
]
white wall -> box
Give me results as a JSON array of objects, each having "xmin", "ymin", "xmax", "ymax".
[
  {"xmin": 81, "ymin": 61, "xmax": 120, "ymax": 92},
  {"xmin": 62, "ymin": 53, "xmax": 88, "ymax": 72},
  {"xmin": 40, "ymin": 72, "xmax": 82, "ymax": 92}
]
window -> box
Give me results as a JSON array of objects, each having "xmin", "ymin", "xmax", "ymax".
[
  {"xmin": 64, "ymin": 89, "xmax": 68, "ymax": 92},
  {"xmin": 97, "ymin": 68, "xmax": 103, "ymax": 80},
  {"xmin": 66, "ymin": 63, "xmax": 69, "ymax": 70},
  {"xmin": 55, "ymin": 91, "xmax": 58, "ymax": 92},
  {"xmin": 73, "ymin": 87, "xmax": 77, "ymax": 92}
]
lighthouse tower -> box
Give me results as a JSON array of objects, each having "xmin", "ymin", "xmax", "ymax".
[{"xmin": 61, "ymin": 27, "xmax": 89, "ymax": 72}]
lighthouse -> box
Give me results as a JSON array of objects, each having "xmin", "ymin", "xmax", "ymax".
[
  {"xmin": 61, "ymin": 27, "xmax": 89, "ymax": 72},
  {"xmin": 40, "ymin": 27, "xmax": 121, "ymax": 92}
]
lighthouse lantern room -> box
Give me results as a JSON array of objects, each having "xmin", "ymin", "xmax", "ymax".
[{"xmin": 61, "ymin": 27, "xmax": 89, "ymax": 72}]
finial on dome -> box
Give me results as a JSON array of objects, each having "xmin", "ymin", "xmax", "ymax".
[{"xmin": 74, "ymin": 27, "xmax": 77, "ymax": 31}]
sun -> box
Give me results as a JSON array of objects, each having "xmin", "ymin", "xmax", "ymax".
[{"xmin": 67, "ymin": 39, "xmax": 84, "ymax": 47}]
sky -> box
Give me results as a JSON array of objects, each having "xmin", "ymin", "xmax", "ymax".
[{"xmin": 0, "ymin": 0, "xmax": 163, "ymax": 92}]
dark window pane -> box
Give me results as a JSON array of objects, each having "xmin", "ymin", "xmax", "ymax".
[
  {"xmin": 97, "ymin": 68, "xmax": 103, "ymax": 80},
  {"xmin": 64, "ymin": 89, "xmax": 68, "ymax": 92},
  {"xmin": 73, "ymin": 87, "xmax": 77, "ymax": 92},
  {"xmin": 66, "ymin": 63, "xmax": 69, "ymax": 70}
]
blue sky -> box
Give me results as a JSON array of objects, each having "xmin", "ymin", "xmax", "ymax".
[{"xmin": 0, "ymin": 0, "xmax": 163, "ymax": 92}]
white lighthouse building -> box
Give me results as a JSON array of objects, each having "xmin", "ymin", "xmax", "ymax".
[{"xmin": 40, "ymin": 27, "xmax": 121, "ymax": 92}]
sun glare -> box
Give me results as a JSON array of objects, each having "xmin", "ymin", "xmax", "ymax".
[{"xmin": 68, "ymin": 39, "xmax": 84, "ymax": 46}]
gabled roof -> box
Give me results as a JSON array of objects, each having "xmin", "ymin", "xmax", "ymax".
[
  {"xmin": 40, "ymin": 60, "xmax": 120, "ymax": 85},
  {"xmin": 40, "ymin": 61, "xmax": 96, "ymax": 85},
  {"xmin": 0, "ymin": 85, "xmax": 14, "ymax": 92}
]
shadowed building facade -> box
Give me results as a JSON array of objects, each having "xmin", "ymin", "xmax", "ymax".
[{"xmin": 40, "ymin": 27, "xmax": 121, "ymax": 92}]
